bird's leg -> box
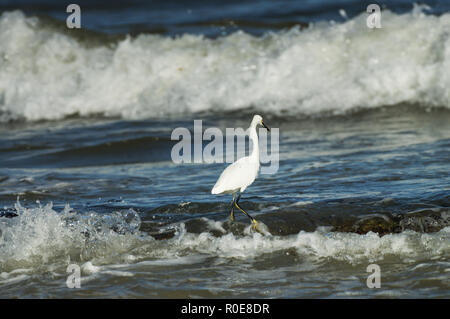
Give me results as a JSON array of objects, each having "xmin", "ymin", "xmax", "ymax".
[
  {"xmin": 234, "ymin": 194, "xmax": 258, "ymax": 229},
  {"xmin": 230, "ymin": 193, "xmax": 236, "ymax": 222}
]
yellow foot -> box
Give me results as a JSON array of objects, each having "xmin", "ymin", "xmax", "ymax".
[
  {"xmin": 252, "ymin": 219, "xmax": 259, "ymax": 230},
  {"xmin": 230, "ymin": 213, "xmax": 235, "ymax": 222},
  {"xmin": 251, "ymin": 219, "xmax": 269, "ymax": 235}
]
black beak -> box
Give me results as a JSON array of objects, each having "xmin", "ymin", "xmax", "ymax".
[{"xmin": 262, "ymin": 121, "xmax": 270, "ymax": 132}]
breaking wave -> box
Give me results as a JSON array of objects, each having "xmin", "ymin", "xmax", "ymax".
[
  {"xmin": 1, "ymin": 201, "xmax": 449, "ymax": 280},
  {"xmin": 1, "ymin": 7, "xmax": 450, "ymax": 122}
]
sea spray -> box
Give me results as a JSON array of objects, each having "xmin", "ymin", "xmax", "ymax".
[{"xmin": 1, "ymin": 8, "xmax": 450, "ymax": 122}]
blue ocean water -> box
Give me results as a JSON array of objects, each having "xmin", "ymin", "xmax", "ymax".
[
  {"xmin": 0, "ymin": 0, "xmax": 449, "ymax": 298},
  {"xmin": 2, "ymin": 0, "xmax": 450, "ymax": 36}
]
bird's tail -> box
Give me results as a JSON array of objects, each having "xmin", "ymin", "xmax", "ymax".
[{"xmin": 211, "ymin": 186, "xmax": 221, "ymax": 195}]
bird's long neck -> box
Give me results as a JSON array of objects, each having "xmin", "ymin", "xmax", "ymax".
[{"xmin": 249, "ymin": 125, "xmax": 259, "ymax": 164}]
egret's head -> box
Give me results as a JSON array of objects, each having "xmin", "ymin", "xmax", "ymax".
[{"xmin": 252, "ymin": 114, "xmax": 270, "ymax": 131}]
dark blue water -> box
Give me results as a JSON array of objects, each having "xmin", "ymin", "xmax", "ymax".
[{"xmin": 3, "ymin": 0, "xmax": 450, "ymax": 36}]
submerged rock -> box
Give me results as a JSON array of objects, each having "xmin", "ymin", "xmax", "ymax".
[
  {"xmin": 310, "ymin": 208, "xmax": 449, "ymax": 236},
  {"xmin": 334, "ymin": 215, "xmax": 397, "ymax": 236},
  {"xmin": 143, "ymin": 208, "xmax": 449, "ymax": 240},
  {"xmin": 0, "ymin": 208, "xmax": 18, "ymax": 218},
  {"xmin": 2, "ymin": 203, "xmax": 448, "ymax": 240},
  {"xmin": 399, "ymin": 209, "xmax": 450, "ymax": 233}
]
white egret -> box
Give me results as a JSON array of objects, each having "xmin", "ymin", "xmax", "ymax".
[{"xmin": 211, "ymin": 114, "xmax": 270, "ymax": 230}]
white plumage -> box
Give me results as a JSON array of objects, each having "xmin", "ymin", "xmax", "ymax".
[
  {"xmin": 211, "ymin": 114, "xmax": 270, "ymax": 229},
  {"xmin": 212, "ymin": 155, "xmax": 260, "ymax": 194}
]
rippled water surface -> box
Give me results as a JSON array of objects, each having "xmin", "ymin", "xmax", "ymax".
[{"xmin": 1, "ymin": 106, "xmax": 449, "ymax": 298}]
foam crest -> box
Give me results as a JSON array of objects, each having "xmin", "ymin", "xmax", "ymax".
[
  {"xmin": 1, "ymin": 8, "xmax": 450, "ymax": 122},
  {"xmin": 0, "ymin": 202, "xmax": 448, "ymax": 278},
  {"xmin": 0, "ymin": 200, "xmax": 151, "ymax": 272},
  {"xmin": 173, "ymin": 223, "xmax": 450, "ymax": 263}
]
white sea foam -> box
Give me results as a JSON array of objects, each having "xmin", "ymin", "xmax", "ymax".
[
  {"xmin": 1, "ymin": 8, "xmax": 450, "ymax": 122},
  {"xmin": 0, "ymin": 202, "xmax": 448, "ymax": 280},
  {"xmin": 0, "ymin": 200, "xmax": 151, "ymax": 272},
  {"xmin": 174, "ymin": 223, "xmax": 450, "ymax": 263},
  {"xmin": 81, "ymin": 261, "xmax": 101, "ymax": 275}
]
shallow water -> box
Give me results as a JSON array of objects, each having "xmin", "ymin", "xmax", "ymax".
[
  {"xmin": 0, "ymin": 1, "xmax": 449, "ymax": 298},
  {"xmin": 1, "ymin": 106, "xmax": 449, "ymax": 298}
]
